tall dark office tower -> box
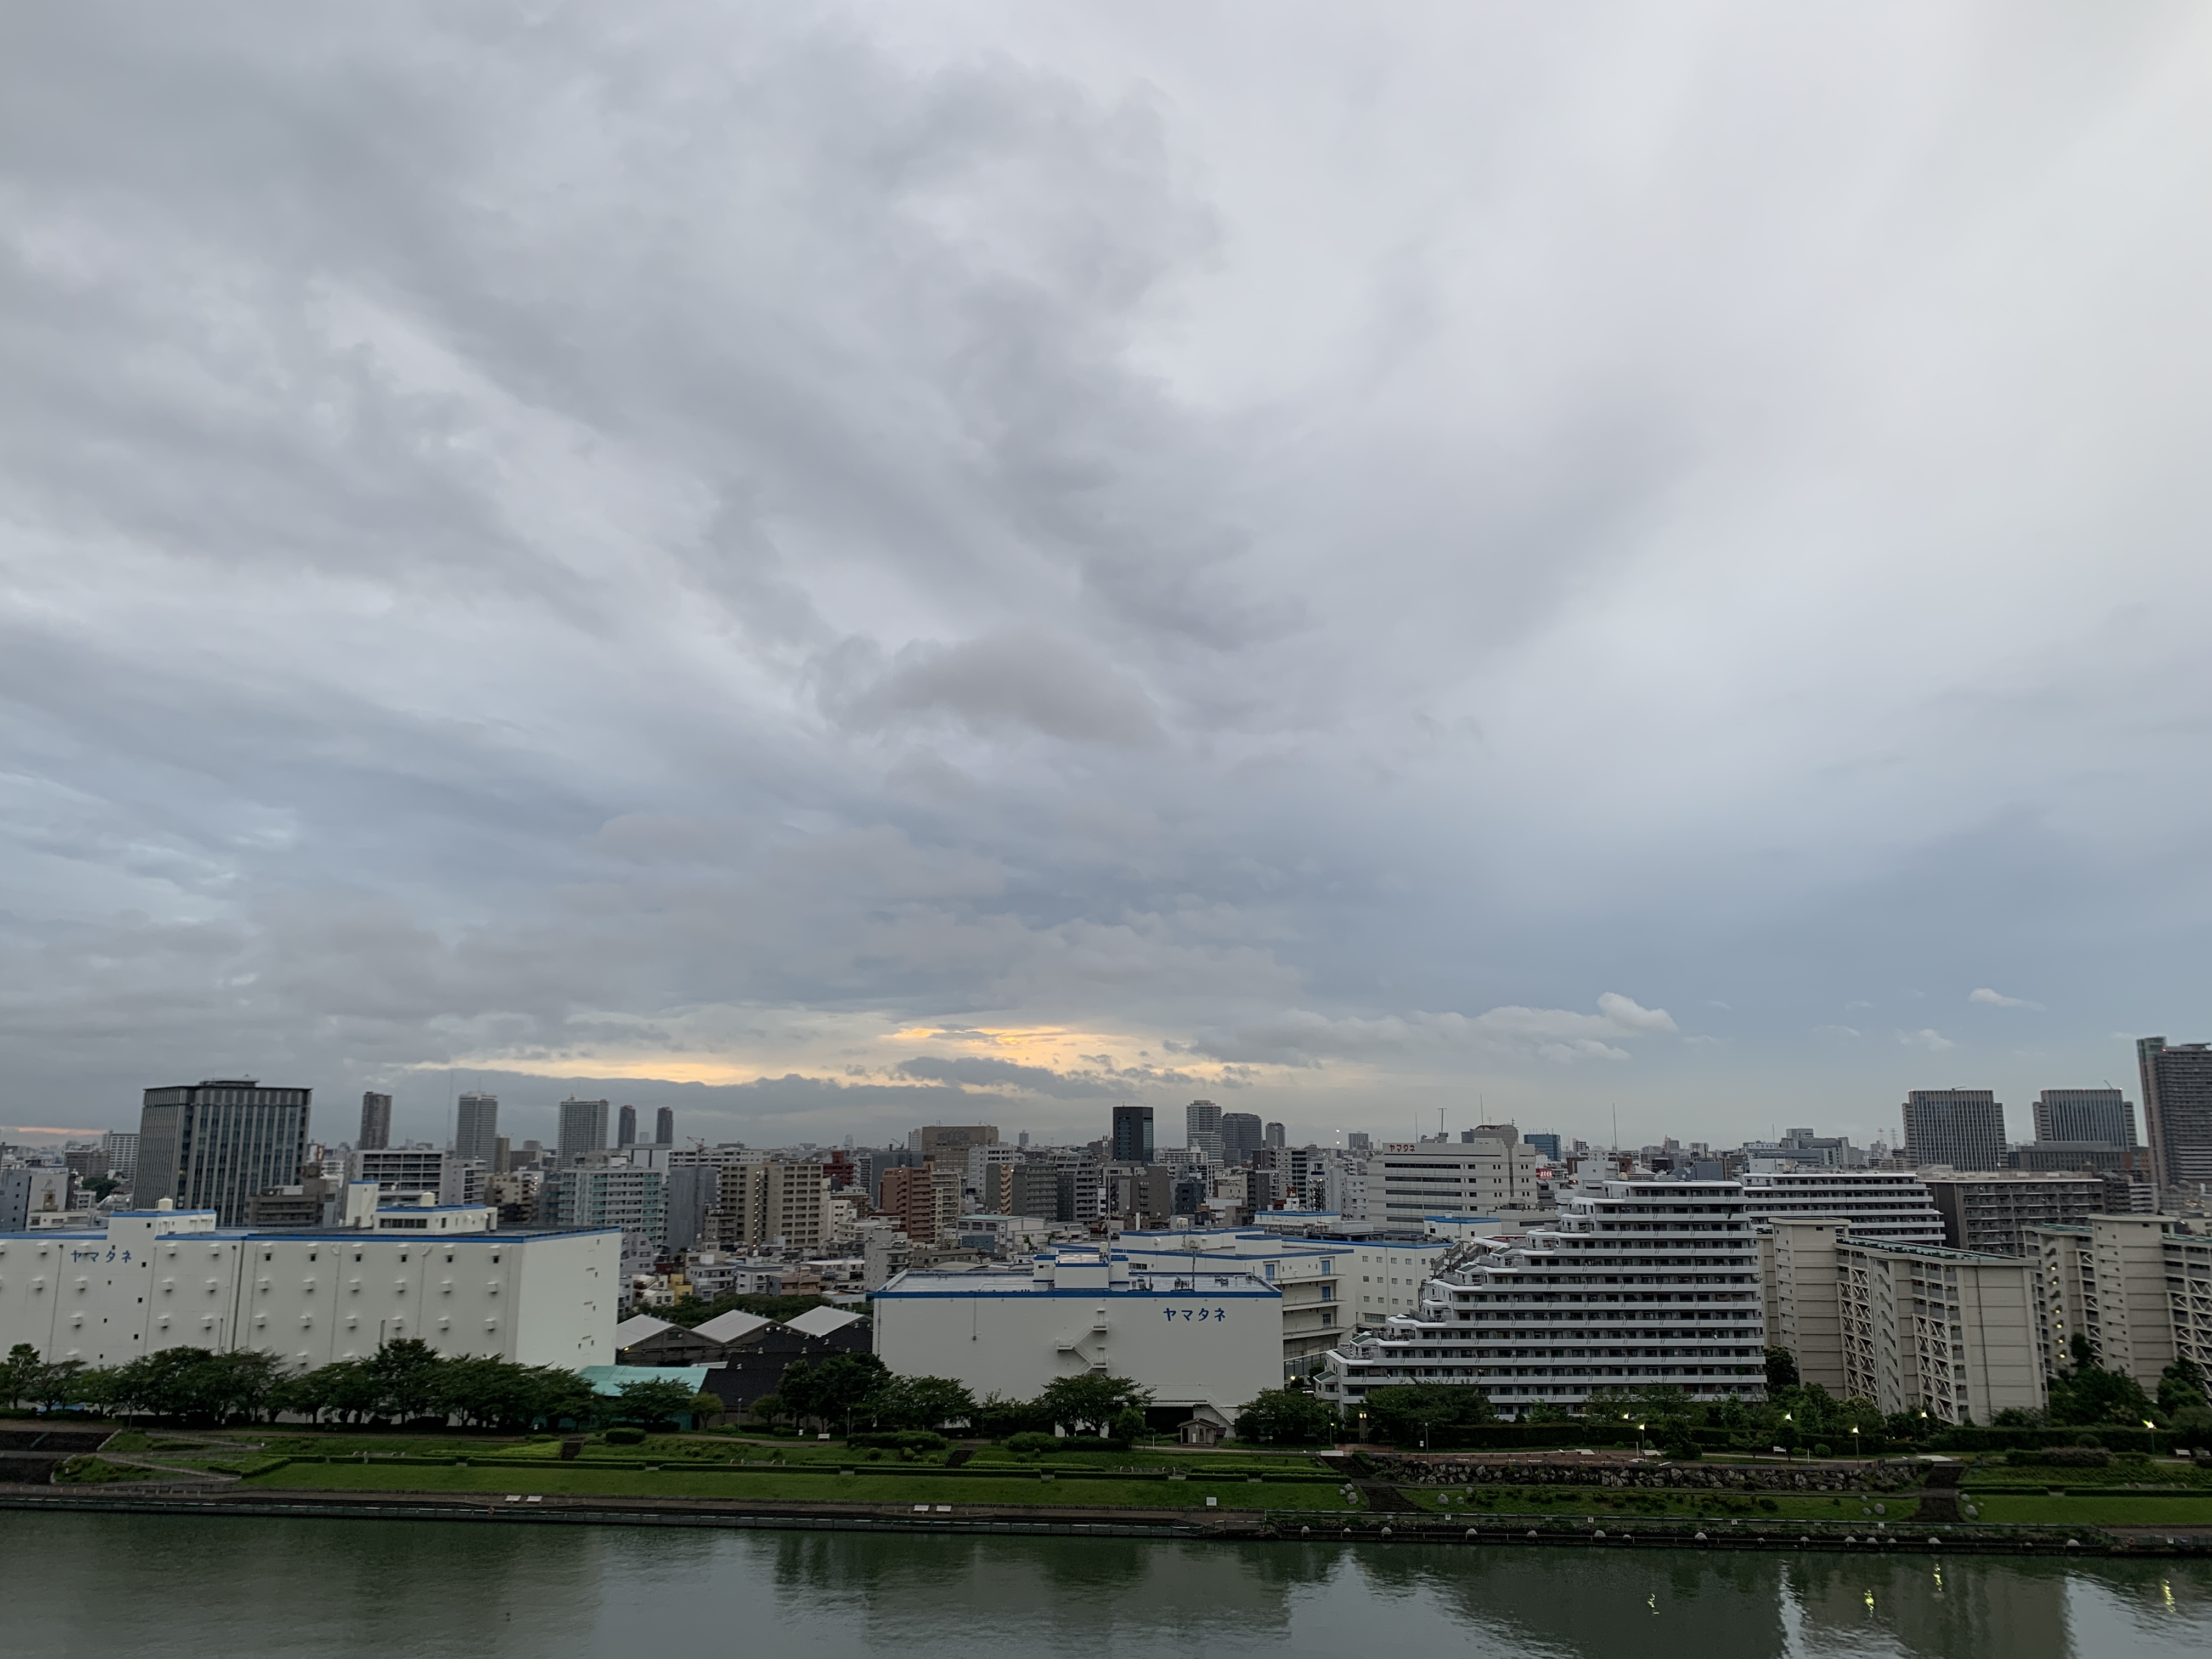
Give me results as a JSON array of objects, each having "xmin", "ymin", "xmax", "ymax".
[
  {"xmin": 1110, "ymin": 1104, "xmax": 1155, "ymax": 1164},
  {"xmin": 358, "ymin": 1091, "xmax": 392, "ymax": 1150},
  {"xmin": 137, "ymin": 1079, "xmax": 312, "ymax": 1226},
  {"xmin": 557, "ymin": 1097, "xmax": 610, "ymax": 1164},
  {"xmin": 1265, "ymin": 1121, "xmax": 1286, "ymax": 1149},
  {"xmin": 654, "ymin": 1106, "xmax": 675, "ymax": 1146},
  {"xmin": 2032, "ymin": 1088, "xmax": 2137, "ymax": 1148},
  {"xmin": 1900, "ymin": 1089, "xmax": 2006, "ymax": 1170},
  {"xmin": 1220, "ymin": 1111, "xmax": 1265, "ymax": 1166},
  {"xmin": 454, "ymin": 1091, "xmax": 499, "ymax": 1165},
  {"xmin": 617, "ymin": 1104, "xmax": 637, "ymax": 1147},
  {"xmin": 2138, "ymin": 1039, "xmax": 2212, "ymax": 1192}
]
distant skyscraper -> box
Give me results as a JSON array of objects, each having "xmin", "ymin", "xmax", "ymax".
[
  {"xmin": 2031, "ymin": 1088, "xmax": 2136, "ymax": 1149},
  {"xmin": 2138, "ymin": 1039, "xmax": 2212, "ymax": 1192},
  {"xmin": 137, "ymin": 1079, "xmax": 312, "ymax": 1225},
  {"xmin": 1220, "ymin": 1111, "xmax": 1265, "ymax": 1166},
  {"xmin": 617, "ymin": 1104, "xmax": 637, "ymax": 1147},
  {"xmin": 1346, "ymin": 1131, "xmax": 1373, "ymax": 1152},
  {"xmin": 454, "ymin": 1091, "xmax": 499, "ymax": 1165},
  {"xmin": 1186, "ymin": 1099, "xmax": 1223, "ymax": 1163},
  {"xmin": 1524, "ymin": 1132, "xmax": 1563, "ymax": 1161},
  {"xmin": 358, "ymin": 1091, "xmax": 392, "ymax": 1150},
  {"xmin": 557, "ymin": 1097, "xmax": 610, "ymax": 1164},
  {"xmin": 1111, "ymin": 1104, "xmax": 1155, "ymax": 1164},
  {"xmin": 1264, "ymin": 1121, "xmax": 1286, "ymax": 1149},
  {"xmin": 1900, "ymin": 1090, "xmax": 2006, "ymax": 1170},
  {"xmin": 655, "ymin": 1106, "xmax": 675, "ymax": 1146}
]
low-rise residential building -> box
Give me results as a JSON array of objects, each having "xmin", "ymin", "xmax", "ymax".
[
  {"xmin": 1317, "ymin": 1179, "xmax": 1767, "ymax": 1415},
  {"xmin": 874, "ymin": 1247, "xmax": 1282, "ymax": 1430},
  {"xmin": 1348, "ymin": 1237, "xmax": 1457, "ymax": 1325}
]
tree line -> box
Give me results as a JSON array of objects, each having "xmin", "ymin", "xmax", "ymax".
[{"xmin": 0, "ymin": 1340, "xmax": 713, "ymax": 1431}]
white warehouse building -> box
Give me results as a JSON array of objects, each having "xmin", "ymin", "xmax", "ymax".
[
  {"xmin": 0, "ymin": 1194, "xmax": 618, "ymax": 1371},
  {"xmin": 873, "ymin": 1248, "xmax": 1282, "ymax": 1429}
]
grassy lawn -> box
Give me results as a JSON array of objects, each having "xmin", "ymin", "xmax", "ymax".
[
  {"xmin": 1960, "ymin": 1493, "xmax": 2212, "ymax": 1527},
  {"xmin": 1399, "ymin": 1487, "xmax": 1915, "ymax": 1523},
  {"xmin": 241, "ymin": 1461, "xmax": 1348, "ymax": 1510}
]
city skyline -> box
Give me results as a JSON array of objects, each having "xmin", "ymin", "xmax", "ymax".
[{"xmin": 4, "ymin": 8, "xmax": 2212, "ymax": 1153}]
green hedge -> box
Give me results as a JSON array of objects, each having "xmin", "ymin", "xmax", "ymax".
[{"xmin": 1929, "ymin": 1426, "xmax": 2171, "ymax": 1454}]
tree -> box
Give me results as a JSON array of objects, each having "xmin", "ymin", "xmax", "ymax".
[
  {"xmin": 1764, "ymin": 1348, "xmax": 1800, "ymax": 1390},
  {"xmin": 2158, "ymin": 1358, "xmax": 2208, "ymax": 1419},
  {"xmin": 367, "ymin": 1340, "xmax": 447, "ymax": 1423},
  {"xmin": 2, "ymin": 1344, "xmax": 44, "ymax": 1409},
  {"xmin": 2049, "ymin": 1345, "xmax": 2158, "ymax": 1427},
  {"xmin": 749, "ymin": 1391, "xmax": 788, "ymax": 1429},
  {"xmin": 870, "ymin": 1374, "xmax": 977, "ymax": 1432},
  {"xmin": 1036, "ymin": 1373, "xmax": 1153, "ymax": 1437},
  {"xmin": 1359, "ymin": 1384, "xmax": 1495, "ymax": 1447},
  {"xmin": 610, "ymin": 1377, "xmax": 703, "ymax": 1427},
  {"xmin": 780, "ymin": 1353, "xmax": 890, "ymax": 1433},
  {"xmin": 1233, "ymin": 1387, "xmax": 1340, "ymax": 1445}
]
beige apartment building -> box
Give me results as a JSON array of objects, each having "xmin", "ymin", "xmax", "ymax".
[
  {"xmin": 2029, "ymin": 1214, "xmax": 2212, "ymax": 1403},
  {"xmin": 1763, "ymin": 1216, "xmax": 2045, "ymax": 1423},
  {"xmin": 712, "ymin": 1160, "xmax": 828, "ymax": 1252}
]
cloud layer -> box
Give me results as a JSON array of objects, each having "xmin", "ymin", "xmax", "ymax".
[{"xmin": 3, "ymin": 2, "xmax": 2211, "ymax": 1149}]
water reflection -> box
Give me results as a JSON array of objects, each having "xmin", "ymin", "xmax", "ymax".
[{"xmin": 7, "ymin": 1512, "xmax": 2208, "ymax": 1659}]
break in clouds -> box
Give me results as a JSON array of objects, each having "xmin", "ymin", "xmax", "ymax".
[{"xmin": 3, "ymin": 2, "xmax": 2211, "ymax": 1148}]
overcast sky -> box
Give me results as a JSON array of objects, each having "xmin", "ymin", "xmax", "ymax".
[{"xmin": 4, "ymin": 2, "xmax": 2210, "ymax": 1154}]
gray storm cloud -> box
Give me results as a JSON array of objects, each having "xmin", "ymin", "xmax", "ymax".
[{"xmin": 2, "ymin": 1, "xmax": 2209, "ymax": 1147}]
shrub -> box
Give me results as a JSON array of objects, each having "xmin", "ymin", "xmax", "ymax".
[
  {"xmin": 1005, "ymin": 1431, "xmax": 1058, "ymax": 1455},
  {"xmin": 2005, "ymin": 1446, "xmax": 2109, "ymax": 1468},
  {"xmin": 848, "ymin": 1430, "xmax": 949, "ymax": 1453},
  {"xmin": 603, "ymin": 1426, "xmax": 646, "ymax": 1445}
]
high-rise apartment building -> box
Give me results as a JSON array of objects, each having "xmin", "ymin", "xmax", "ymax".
[
  {"xmin": 1920, "ymin": 1171, "xmax": 2105, "ymax": 1256},
  {"xmin": 617, "ymin": 1104, "xmax": 637, "ymax": 1148},
  {"xmin": 539, "ymin": 1163, "xmax": 667, "ymax": 1246},
  {"xmin": 1110, "ymin": 1104, "xmax": 1155, "ymax": 1165},
  {"xmin": 100, "ymin": 1131, "xmax": 140, "ymax": 1186},
  {"xmin": 556, "ymin": 1097, "xmax": 610, "ymax": 1164},
  {"xmin": 2032, "ymin": 1088, "xmax": 2137, "ymax": 1149},
  {"xmin": 1317, "ymin": 1178, "xmax": 1767, "ymax": 1412},
  {"xmin": 879, "ymin": 1164, "xmax": 962, "ymax": 1244},
  {"xmin": 358, "ymin": 1091, "xmax": 392, "ymax": 1150},
  {"xmin": 1186, "ymin": 1099, "xmax": 1223, "ymax": 1164},
  {"xmin": 2029, "ymin": 1216, "xmax": 2212, "ymax": 1404},
  {"xmin": 1220, "ymin": 1112, "xmax": 1265, "ymax": 1166},
  {"xmin": 1900, "ymin": 1089, "xmax": 2006, "ymax": 1170},
  {"xmin": 136, "ymin": 1080, "xmax": 312, "ymax": 1226},
  {"xmin": 654, "ymin": 1106, "xmax": 675, "ymax": 1146},
  {"xmin": 1739, "ymin": 1168, "xmax": 1945, "ymax": 1247},
  {"xmin": 1265, "ymin": 1121, "xmax": 1286, "ymax": 1150},
  {"xmin": 1764, "ymin": 1218, "xmax": 2045, "ymax": 1424},
  {"xmin": 2137, "ymin": 1038, "xmax": 2212, "ymax": 1192},
  {"xmin": 454, "ymin": 1092, "xmax": 499, "ymax": 1166},
  {"xmin": 711, "ymin": 1160, "xmax": 826, "ymax": 1251}
]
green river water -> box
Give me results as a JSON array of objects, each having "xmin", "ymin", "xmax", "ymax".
[{"xmin": 6, "ymin": 1512, "xmax": 2209, "ymax": 1658}]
